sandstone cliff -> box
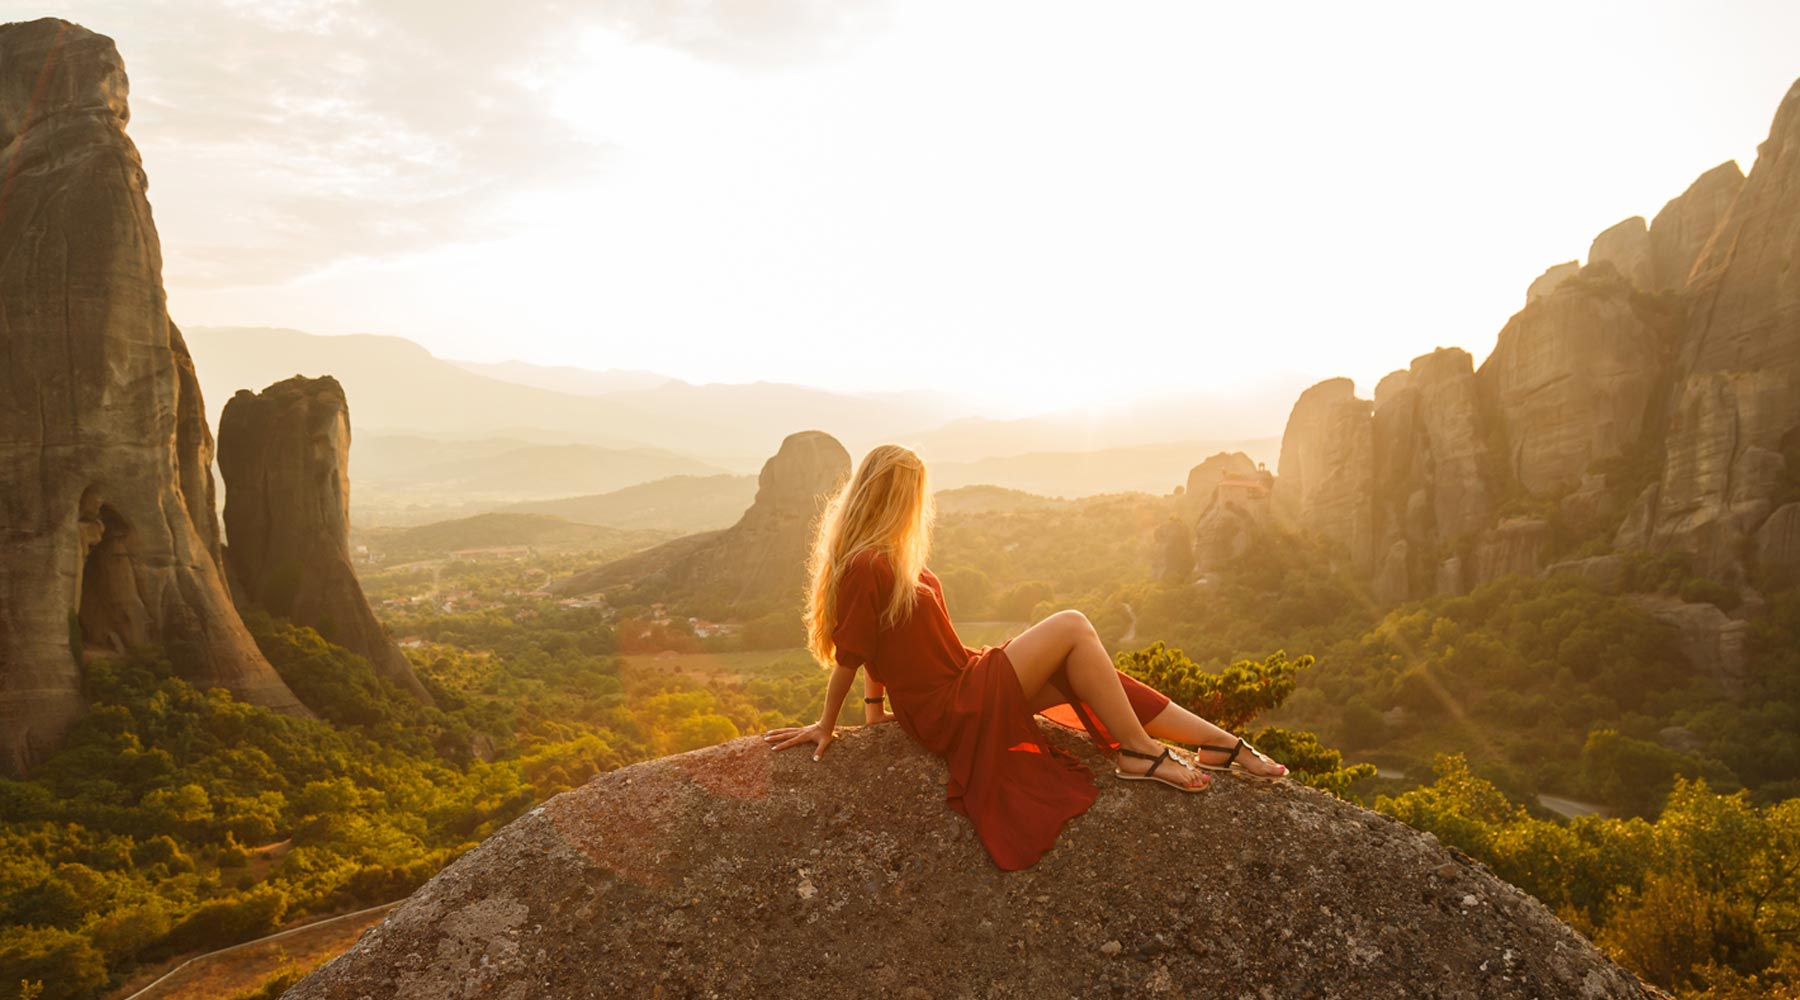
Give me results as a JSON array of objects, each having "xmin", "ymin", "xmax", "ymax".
[
  {"xmin": 1272, "ymin": 77, "xmax": 1800, "ymax": 601},
  {"xmin": 218, "ymin": 376, "xmax": 432, "ymax": 703},
  {"xmin": 551, "ymin": 430, "xmax": 852, "ymax": 608},
  {"xmin": 285, "ymin": 721, "xmax": 1662, "ymax": 999},
  {"xmin": 0, "ymin": 18, "xmax": 305, "ymax": 774}
]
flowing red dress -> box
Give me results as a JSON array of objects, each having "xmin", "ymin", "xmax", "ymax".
[{"xmin": 832, "ymin": 548, "xmax": 1172, "ymax": 870}]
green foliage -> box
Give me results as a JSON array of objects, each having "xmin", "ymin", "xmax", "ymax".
[
  {"xmin": 0, "ymin": 928, "xmax": 105, "ymax": 1000},
  {"xmin": 1115, "ymin": 641, "xmax": 1307, "ymax": 732},
  {"xmin": 1378, "ymin": 756, "xmax": 1800, "ymax": 994}
]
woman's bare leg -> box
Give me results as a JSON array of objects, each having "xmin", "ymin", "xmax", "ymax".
[
  {"xmin": 1005, "ymin": 610, "xmax": 1207, "ymax": 789},
  {"xmin": 1144, "ymin": 701, "xmax": 1287, "ymax": 777}
]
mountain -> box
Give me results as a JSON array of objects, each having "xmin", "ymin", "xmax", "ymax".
[
  {"xmin": 359, "ymin": 440, "xmax": 731, "ymax": 498},
  {"xmin": 0, "ymin": 19, "xmax": 307, "ymax": 774},
  {"xmin": 359, "ymin": 513, "xmax": 674, "ymax": 563},
  {"xmin": 1263, "ymin": 76, "xmax": 1800, "ymax": 604},
  {"xmin": 286, "ymin": 722, "xmax": 1663, "ymax": 999},
  {"xmin": 549, "ymin": 431, "xmax": 851, "ymax": 611},
  {"xmin": 929, "ymin": 437, "xmax": 1278, "ymax": 498},
  {"xmin": 498, "ymin": 473, "xmax": 760, "ymax": 533},
  {"xmin": 445, "ymin": 358, "xmax": 673, "ymax": 395}
]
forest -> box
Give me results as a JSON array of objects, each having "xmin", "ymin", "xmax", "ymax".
[{"xmin": 3, "ymin": 492, "xmax": 1798, "ymax": 997}]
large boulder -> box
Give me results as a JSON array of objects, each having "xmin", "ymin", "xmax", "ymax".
[
  {"xmin": 551, "ymin": 430, "xmax": 851, "ymax": 609},
  {"xmin": 1274, "ymin": 379, "xmax": 1376, "ymax": 570},
  {"xmin": 1181, "ymin": 451, "xmax": 1256, "ymax": 517},
  {"xmin": 0, "ymin": 18, "xmax": 305, "ymax": 774},
  {"xmin": 285, "ymin": 722, "xmax": 1663, "ymax": 1000},
  {"xmin": 1477, "ymin": 266, "xmax": 1669, "ymax": 495},
  {"xmin": 218, "ymin": 376, "xmax": 432, "ymax": 703},
  {"xmin": 1588, "ymin": 217, "xmax": 1654, "ymax": 290},
  {"xmin": 1647, "ymin": 161, "xmax": 1744, "ymax": 293}
]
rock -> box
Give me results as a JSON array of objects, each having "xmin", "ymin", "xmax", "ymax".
[
  {"xmin": 1150, "ymin": 519, "xmax": 1194, "ymax": 584},
  {"xmin": 1647, "ymin": 161, "xmax": 1744, "ymax": 292},
  {"xmin": 217, "ymin": 376, "xmax": 432, "ymax": 703},
  {"xmin": 1588, "ymin": 217, "xmax": 1654, "ymax": 290},
  {"xmin": 1182, "ymin": 451, "xmax": 1256, "ymax": 518},
  {"xmin": 1632, "ymin": 79, "xmax": 1800, "ymax": 582},
  {"xmin": 1756, "ymin": 502, "xmax": 1800, "ymax": 587},
  {"xmin": 1477, "ymin": 265, "xmax": 1669, "ymax": 495},
  {"xmin": 1525, "ymin": 261, "xmax": 1580, "ymax": 304},
  {"xmin": 1469, "ymin": 519, "xmax": 1551, "ymax": 589},
  {"xmin": 551, "ymin": 431, "xmax": 851, "ymax": 608},
  {"xmin": 1274, "ymin": 379, "xmax": 1376, "ymax": 570},
  {"xmin": 0, "ymin": 18, "xmax": 305, "ymax": 774},
  {"xmin": 1541, "ymin": 555, "xmax": 1626, "ymax": 592},
  {"xmin": 285, "ymin": 722, "xmax": 1664, "ymax": 1000},
  {"xmin": 1627, "ymin": 595, "xmax": 1748, "ymax": 697}
]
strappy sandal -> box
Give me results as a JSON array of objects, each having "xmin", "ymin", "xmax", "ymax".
[
  {"xmin": 1114, "ymin": 745, "xmax": 1210, "ymax": 793},
  {"xmin": 1194, "ymin": 736, "xmax": 1288, "ymax": 781}
]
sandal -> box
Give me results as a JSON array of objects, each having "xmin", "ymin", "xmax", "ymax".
[
  {"xmin": 1114, "ymin": 745, "xmax": 1210, "ymax": 793},
  {"xmin": 1194, "ymin": 736, "xmax": 1288, "ymax": 781}
]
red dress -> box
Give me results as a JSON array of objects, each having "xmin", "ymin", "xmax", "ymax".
[{"xmin": 832, "ymin": 548, "xmax": 1172, "ymax": 870}]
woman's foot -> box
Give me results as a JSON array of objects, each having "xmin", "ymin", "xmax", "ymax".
[
  {"xmin": 1115, "ymin": 742, "xmax": 1211, "ymax": 791},
  {"xmin": 1192, "ymin": 737, "xmax": 1288, "ymax": 779}
]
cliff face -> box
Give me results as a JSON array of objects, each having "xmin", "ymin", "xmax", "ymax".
[
  {"xmin": 217, "ymin": 377, "xmax": 432, "ymax": 703},
  {"xmin": 1274, "ymin": 77, "xmax": 1800, "ymax": 600},
  {"xmin": 285, "ymin": 722, "xmax": 1661, "ymax": 999},
  {"xmin": 551, "ymin": 430, "xmax": 852, "ymax": 607},
  {"xmin": 0, "ymin": 18, "xmax": 305, "ymax": 774}
]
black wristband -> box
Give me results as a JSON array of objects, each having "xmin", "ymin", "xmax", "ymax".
[{"xmin": 864, "ymin": 696, "xmax": 885, "ymax": 704}]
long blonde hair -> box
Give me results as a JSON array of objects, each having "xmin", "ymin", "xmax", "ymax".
[{"xmin": 804, "ymin": 444, "xmax": 935, "ymax": 670}]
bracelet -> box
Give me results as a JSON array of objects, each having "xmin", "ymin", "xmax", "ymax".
[{"xmin": 864, "ymin": 696, "xmax": 885, "ymax": 704}]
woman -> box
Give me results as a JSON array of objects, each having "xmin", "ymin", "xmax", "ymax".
[{"xmin": 763, "ymin": 444, "xmax": 1287, "ymax": 870}]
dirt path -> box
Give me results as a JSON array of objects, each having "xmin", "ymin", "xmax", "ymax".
[{"xmin": 111, "ymin": 901, "xmax": 400, "ymax": 1000}]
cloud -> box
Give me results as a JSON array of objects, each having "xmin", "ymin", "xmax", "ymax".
[{"xmin": 51, "ymin": 0, "xmax": 884, "ymax": 287}]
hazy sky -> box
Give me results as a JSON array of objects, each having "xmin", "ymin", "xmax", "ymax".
[{"xmin": 32, "ymin": 1, "xmax": 1800, "ymax": 417}]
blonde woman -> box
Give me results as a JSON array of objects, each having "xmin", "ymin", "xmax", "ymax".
[{"xmin": 764, "ymin": 444, "xmax": 1287, "ymax": 870}]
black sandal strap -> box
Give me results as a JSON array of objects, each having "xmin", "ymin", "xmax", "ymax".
[
  {"xmin": 1198, "ymin": 738, "xmax": 1243, "ymax": 766},
  {"xmin": 1119, "ymin": 746, "xmax": 1176, "ymax": 778}
]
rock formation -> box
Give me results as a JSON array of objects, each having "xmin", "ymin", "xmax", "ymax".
[
  {"xmin": 551, "ymin": 431, "xmax": 852, "ymax": 609},
  {"xmin": 1477, "ymin": 265, "xmax": 1671, "ymax": 496},
  {"xmin": 1179, "ymin": 450, "xmax": 1255, "ymax": 518},
  {"xmin": 1149, "ymin": 518, "xmax": 1194, "ymax": 583},
  {"xmin": 1273, "ymin": 379, "xmax": 1376, "ymax": 571},
  {"xmin": 1588, "ymin": 217, "xmax": 1654, "ymax": 290},
  {"xmin": 1271, "ymin": 78, "xmax": 1800, "ymax": 602},
  {"xmin": 218, "ymin": 377, "xmax": 432, "ymax": 703},
  {"xmin": 1646, "ymin": 161, "xmax": 1744, "ymax": 293},
  {"xmin": 0, "ymin": 18, "xmax": 305, "ymax": 774},
  {"xmin": 286, "ymin": 721, "xmax": 1663, "ymax": 999}
]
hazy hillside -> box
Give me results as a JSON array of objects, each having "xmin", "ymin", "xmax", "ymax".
[
  {"xmin": 929, "ymin": 437, "xmax": 1278, "ymax": 497},
  {"xmin": 500, "ymin": 474, "xmax": 760, "ymax": 533},
  {"xmin": 447, "ymin": 359, "xmax": 673, "ymax": 395},
  {"xmin": 356, "ymin": 513, "xmax": 675, "ymax": 562}
]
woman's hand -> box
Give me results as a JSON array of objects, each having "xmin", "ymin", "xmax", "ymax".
[{"xmin": 764, "ymin": 721, "xmax": 838, "ymax": 761}]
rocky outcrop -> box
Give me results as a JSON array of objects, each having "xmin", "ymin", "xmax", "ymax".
[
  {"xmin": 218, "ymin": 377, "xmax": 432, "ymax": 703},
  {"xmin": 551, "ymin": 431, "xmax": 851, "ymax": 608},
  {"xmin": 1274, "ymin": 379, "xmax": 1376, "ymax": 570},
  {"xmin": 1149, "ymin": 519, "xmax": 1194, "ymax": 583},
  {"xmin": 1273, "ymin": 79, "xmax": 1800, "ymax": 602},
  {"xmin": 1756, "ymin": 502, "xmax": 1800, "ymax": 587},
  {"xmin": 1181, "ymin": 451, "xmax": 1255, "ymax": 516},
  {"xmin": 1526, "ymin": 260, "xmax": 1580, "ymax": 304},
  {"xmin": 1477, "ymin": 265, "xmax": 1670, "ymax": 495},
  {"xmin": 0, "ymin": 19, "xmax": 305, "ymax": 774},
  {"xmin": 1647, "ymin": 161, "xmax": 1744, "ymax": 292},
  {"xmin": 1627, "ymin": 595, "xmax": 1748, "ymax": 697},
  {"xmin": 1588, "ymin": 217, "xmax": 1654, "ymax": 290},
  {"xmin": 286, "ymin": 721, "xmax": 1663, "ymax": 1000}
]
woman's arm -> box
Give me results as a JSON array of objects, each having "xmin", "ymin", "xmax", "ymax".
[
  {"xmin": 863, "ymin": 673, "xmax": 895, "ymax": 725},
  {"xmin": 765, "ymin": 662, "xmax": 859, "ymax": 760}
]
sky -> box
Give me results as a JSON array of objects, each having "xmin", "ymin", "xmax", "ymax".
[{"xmin": 27, "ymin": 0, "xmax": 1800, "ymax": 418}]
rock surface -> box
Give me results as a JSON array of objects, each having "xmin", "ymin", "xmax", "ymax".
[
  {"xmin": 1149, "ymin": 518, "xmax": 1194, "ymax": 584},
  {"xmin": 1647, "ymin": 161, "xmax": 1744, "ymax": 292},
  {"xmin": 1588, "ymin": 217, "xmax": 1654, "ymax": 290},
  {"xmin": 1477, "ymin": 265, "xmax": 1670, "ymax": 495},
  {"xmin": 218, "ymin": 376, "xmax": 432, "ymax": 703},
  {"xmin": 551, "ymin": 431, "xmax": 851, "ymax": 608},
  {"xmin": 0, "ymin": 18, "xmax": 304, "ymax": 774},
  {"xmin": 1526, "ymin": 260, "xmax": 1581, "ymax": 304},
  {"xmin": 285, "ymin": 722, "xmax": 1663, "ymax": 1000},
  {"xmin": 1274, "ymin": 379, "xmax": 1376, "ymax": 570}
]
